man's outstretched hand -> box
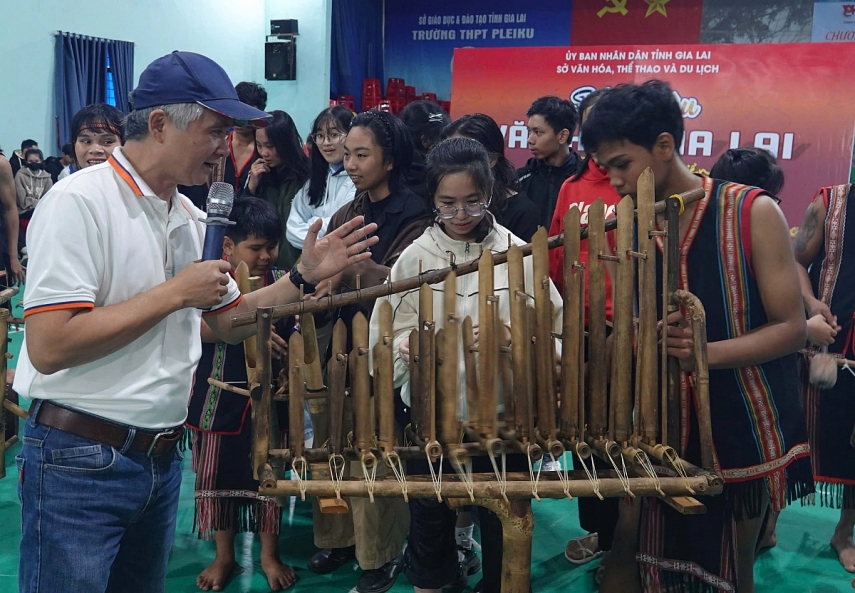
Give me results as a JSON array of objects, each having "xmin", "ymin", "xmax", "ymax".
[{"xmin": 298, "ymin": 216, "xmax": 379, "ymax": 285}]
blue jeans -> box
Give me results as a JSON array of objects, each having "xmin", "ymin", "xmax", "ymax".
[{"xmin": 17, "ymin": 401, "xmax": 183, "ymax": 593}]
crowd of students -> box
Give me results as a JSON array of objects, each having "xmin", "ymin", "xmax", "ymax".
[{"xmin": 6, "ymin": 61, "xmax": 855, "ymax": 593}]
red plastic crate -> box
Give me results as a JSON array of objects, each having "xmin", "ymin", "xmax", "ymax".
[
  {"xmin": 386, "ymin": 78, "xmax": 406, "ymax": 99},
  {"xmin": 362, "ymin": 78, "xmax": 382, "ymax": 111},
  {"xmin": 421, "ymin": 92, "xmax": 437, "ymax": 103},
  {"xmin": 337, "ymin": 95, "xmax": 356, "ymax": 111}
]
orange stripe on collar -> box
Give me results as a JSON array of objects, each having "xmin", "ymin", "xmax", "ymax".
[{"xmin": 108, "ymin": 155, "xmax": 144, "ymax": 197}]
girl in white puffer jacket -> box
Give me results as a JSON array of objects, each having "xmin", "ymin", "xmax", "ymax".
[
  {"xmin": 367, "ymin": 137, "xmax": 563, "ymax": 593},
  {"xmin": 369, "ymin": 137, "xmax": 563, "ymax": 421}
]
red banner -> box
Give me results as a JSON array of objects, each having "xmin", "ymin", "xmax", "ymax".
[
  {"xmin": 571, "ymin": 0, "xmax": 703, "ymax": 46},
  {"xmin": 450, "ymin": 43, "xmax": 855, "ymax": 225}
]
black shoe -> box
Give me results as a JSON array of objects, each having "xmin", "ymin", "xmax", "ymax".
[
  {"xmin": 355, "ymin": 551, "xmax": 406, "ymax": 593},
  {"xmin": 307, "ymin": 545, "xmax": 356, "ymax": 574},
  {"xmin": 448, "ymin": 547, "xmax": 482, "ymax": 588}
]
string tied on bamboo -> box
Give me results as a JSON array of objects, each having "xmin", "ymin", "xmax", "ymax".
[
  {"xmin": 578, "ymin": 449, "xmax": 604, "ymax": 500},
  {"xmin": 549, "ymin": 450, "xmax": 574, "ymax": 501},
  {"xmin": 450, "ymin": 449, "xmax": 476, "ymax": 503},
  {"xmin": 664, "ymin": 448, "xmax": 696, "ymax": 495},
  {"xmin": 667, "ymin": 193, "xmax": 686, "ymax": 216},
  {"xmin": 292, "ymin": 457, "xmax": 309, "ymax": 501},
  {"xmin": 488, "ymin": 442, "xmax": 509, "ymax": 503},
  {"xmin": 386, "ymin": 452, "xmax": 409, "ymax": 502},
  {"xmin": 526, "ymin": 443, "xmax": 544, "ymax": 502},
  {"xmin": 635, "ymin": 450, "xmax": 665, "ymax": 497},
  {"xmin": 425, "ymin": 448, "xmax": 444, "ymax": 502},
  {"xmin": 361, "ymin": 455, "xmax": 378, "ymax": 503},
  {"xmin": 605, "ymin": 446, "xmax": 635, "ymax": 498},
  {"xmin": 328, "ymin": 453, "xmax": 346, "ymax": 501}
]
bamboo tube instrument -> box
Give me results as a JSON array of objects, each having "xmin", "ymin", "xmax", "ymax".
[
  {"xmin": 611, "ymin": 196, "xmax": 636, "ymax": 444},
  {"xmin": 587, "ymin": 200, "xmax": 608, "ymax": 439},
  {"xmin": 478, "ymin": 250, "xmax": 498, "ymax": 440},
  {"xmin": 636, "ymin": 169, "xmax": 659, "ymax": 443},
  {"xmin": 560, "ymin": 207, "xmax": 582, "ymax": 444},
  {"xmin": 351, "ymin": 312, "xmax": 373, "ymax": 464},
  {"xmin": 439, "ymin": 272, "xmax": 460, "ymax": 446},
  {"xmin": 235, "ymin": 177, "xmax": 720, "ymax": 593},
  {"xmin": 374, "ymin": 301, "xmax": 396, "ymax": 455},
  {"xmin": 507, "ymin": 245, "xmax": 531, "ymax": 443}
]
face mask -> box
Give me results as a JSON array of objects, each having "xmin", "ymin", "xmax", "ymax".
[{"xmin": 26, "ymin": 162, "xmax": 43, "ymax": 171}]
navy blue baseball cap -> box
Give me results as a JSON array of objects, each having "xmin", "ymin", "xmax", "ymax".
[{"xmin": 129, "ymin": 51, "xmax": 271, "ymax": 127}]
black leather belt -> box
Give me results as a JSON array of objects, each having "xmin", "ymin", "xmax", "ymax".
[{"xmin": 36, "ymin": 400, "xmax": 183, "ymax": 457}]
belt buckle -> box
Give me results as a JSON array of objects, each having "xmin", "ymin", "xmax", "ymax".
[{"xmin": 146, "ymin": 429, "xmax": 177, "ymax": 457}]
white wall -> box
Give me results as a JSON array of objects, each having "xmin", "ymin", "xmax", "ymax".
[{"xmin": 0, "ymin": 0, "xmax": 331, "ymax": 155}]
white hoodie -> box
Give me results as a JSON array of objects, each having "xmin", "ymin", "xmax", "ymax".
[
  {"xmin": 285, "ymin": 163, "xmax": 356, "ymax": 249},
  {"xmin": 368, "ymin": 218, "xmax": 563, "ymax": 421}
]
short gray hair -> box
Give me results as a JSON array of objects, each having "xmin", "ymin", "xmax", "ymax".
[{"xmin": 123, "ymin": 103, "xmax": 205, "ymax": 141}]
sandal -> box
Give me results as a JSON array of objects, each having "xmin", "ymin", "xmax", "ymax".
[{"xmin": 564, "ymin": 533, "xmax": 602, "ymax": 565}]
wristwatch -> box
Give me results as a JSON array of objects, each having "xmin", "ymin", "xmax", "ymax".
[{"xmin": 289, "ymin": 266, "xmax": 317, "ymax": 294}]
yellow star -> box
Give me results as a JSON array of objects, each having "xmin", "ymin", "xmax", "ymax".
[{"xmin": 644, "ymin": 0, "xmax": 669, "ymax": 18}]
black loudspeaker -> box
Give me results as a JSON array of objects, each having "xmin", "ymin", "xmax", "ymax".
[
  {"xmin": 265, "ymin": 41, "xmax": 296, "ymax": 81},
  {"xmin": 271, "ymin": 19, "xmax": 298, "ymax": 36}
]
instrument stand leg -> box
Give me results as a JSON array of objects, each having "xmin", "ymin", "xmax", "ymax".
[{"xmin": 448, "ymin": 497, "xmax": 534, "ymax": 593}]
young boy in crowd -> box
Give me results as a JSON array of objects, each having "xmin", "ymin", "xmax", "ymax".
[
  {"xmin": 517, "ymin": 96, "xmax": 582, "ymax": 229},
  {"xmin": 581, "ymin": 80, "xmax": 812, "ymax": 593},
  {"xmin": 187, "ymin": 196, "xmax": 311, "ymax": 592}
]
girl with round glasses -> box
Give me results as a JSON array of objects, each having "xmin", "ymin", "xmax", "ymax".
[
  {"xmin": 368, "ymin": 137, "xmax": 563, "ymax": 593},
  {"xmin": 286, "ymin": 105, "xmax": 357, "ymax": 249},
  {"xmin": 442, "ymin": 113, "xmax": 540, "ymax": 242}
]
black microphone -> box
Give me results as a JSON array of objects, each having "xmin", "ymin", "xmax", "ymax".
[{"xmin": 200, "ymin": 182, "xmax": 236, "ymax": 261}]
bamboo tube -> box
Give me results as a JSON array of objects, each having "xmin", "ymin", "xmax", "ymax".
[
  {"xmin": 664, "ymin": 197, "xmax": 682, "ymax": 450},
  {"xmin": 478, "ymin": 250, "xmax": 498, "ymax": 438},
  {"xmin": 636, "ymin": 168, "xmax": 658, "ymax": 443},
  {"xmin": 439, "ymin": 272, "xmax": 460, "ymax": 445},
  {"xmin": 611, "ymin": 196, "xmax": 635, "ymax": 443},
  {"xmin": 577, "ymin": 257, "xmax": 587, "ymax": 446},
  {"xmin": 261, "ymin": 474, "xmax": 721, "ymax": 499},
  {"xmin": 251, "ymin": 307, "xmax": 273, "ymax": 480},
  {"xmin": 327, "ymin": 320, "xmax": 348, "ymax": 454},
  {"xmin": 560, "ymin": 207, "xmax": 582, "ymax": 442},
  {"xmin": 532, "ymin": 228, "xmax": 557, "ymax": 442},
  {"xmin": 673, "ymin": 290, "xmax": 714, "ymax": 470},
  {"xmin": 526, "ymin": 306, "xmax": 538, "ymax": 441},
  {"xmin": 500, "ymin": 341, "xmax": 514, "ymax": 424},
  {"xmin": 418, "ymin": 284, "xmax": 436, "ymax": 444},
  {"xmin": 2, "ymin": 399, "xmax": 27, "ymax": 420},
  {"xmin": 301, "ymin": 313, "xmax": 325, "ymax": 391},
  {"xmin": 351, "ymin": 312, "xmax": 372, "ymax": 453},
  {"xmin": 507, "ymin": 245, "xmax": 530, "ymax": 440},
  {"xmin": 230, "ymin": 187, "xmax": 708, "ymax": 327},
  {"xmin": 587, "ymin": 199, "xmax": 608, "ymax": 438},
  {"xmin": 234, "ymin": 262, "xmax": 260, "ymax": 383},
  {"xmin": 289, "ymin": 331, "xmax": 305, "ymax": 461},
  {"xmin": 375, "ymin": 300, "xmax": 395, "ymax": 453},
  {"xmin": 408, "ymin": 328, "xmax": 423, "ymax": 438},
  {"xmin": 462, "ymin": 316, "xmax": 480, "ymax": 429}
]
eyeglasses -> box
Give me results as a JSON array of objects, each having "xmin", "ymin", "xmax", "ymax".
[
  {"xmin": 311, "ymin": 131, "xmax": 346, "ymax": 144},
  {"xmin": 435, "ymin": 201, "xmax": 490, "ymax": 220}
]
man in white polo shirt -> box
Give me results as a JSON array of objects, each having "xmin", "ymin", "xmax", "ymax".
[{"xmin": 14, "ymin": 51, "xmax": 378, "ymax": 593}]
